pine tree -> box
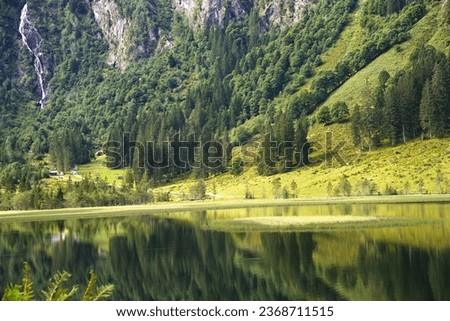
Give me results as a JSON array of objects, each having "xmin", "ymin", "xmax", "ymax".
[
  {"xmin": 398, "ymin": 72, "xmax": 419, "ymax": 141},
  {"xmin": 420, "ymin": 80, "xmax": 434, "ymax": 139},
  {"xmin": 384, "ymin": 83, "xmax": 402, "ymax": 145},
  {"xmin": 327, "ymin": 182, "xmax": 333, "ymax": 197},
  {"xmin": 294, "ymin": 110, "xmax": 309, "ymax": 167},
  {"xmin": 362, "ymin": 85, "xmax": 383, "ymax": 149},
  {"xmin": 331, "ymin": 102, "xmax": 350, "ymax": 123},
  {"xmin": 138, "ymin": 169, "xmax": 151, "ymax": 193},
  {"xmin": 430, "ymin": 62, "xmax": 450, "ymax": 138},
  {"xmin": 275, "ymin": 110, "xmax": 294, "ymax": 172},
  {"xmin": 351, "ymin": 105, "xmax": 362, "ymax": 149},
  {"xmin": 420, "ymin": 61, "xmax": 450, "ymax": 138},
  {"xmin": 257, "ymin": 128, "xmax": 276, "ymax": 176},
  {"xmin": 290, "ymin": 180, "xmax": 298, "ymax": 198},
  {"xmin": 317, "ymin": 106, "xmax": 332, "ymax": 125}
]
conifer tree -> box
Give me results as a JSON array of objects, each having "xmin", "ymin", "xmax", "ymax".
[
  {"xmin": 351, "ymin": 105, "xmax": 362, "ymax": 149},
  {"xmin": 294, "ymin": 110, "xmax": 310, "ymax": 167},
  {"xmin": 429, "ymin": 62, "xmax": 450, "ymax": 138},
  {"xmin": 420, "ymin": 80, "xmax": 435, "ymax": 139},
  {"xmin": 317, "ymin": 106, "xmax": 332, "ymax": 125},
  {"xmin": 331, "ymin": 102, "xmax": 350, "ymax": 123}
]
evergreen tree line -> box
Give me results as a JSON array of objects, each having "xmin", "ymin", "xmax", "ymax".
[
  {"xmin": 327, "ymin": 168, "xmax": 449, "ymax": 197},
  {"xmin": 0, "ymin": 173, "xmax": 154, "ymax": 211},
  {"xmin": 49, "ymin": 127, "xmax": 91, "ymax": 172},
  {"xmin": 1, "ymin": 0, "xmax": 419, "ymax": 167},
  {"xmin": 0, "ymin": 0, "xmax": 438, "ymax": 202},
  {"xmin": 257, "ymin": 109, "xmax": 310, "ymax": 176},
  {"xmin": 351, "ymin": 46, "xmax": 450, "ymax": 150},
  {"xmin": 104, "ymin": 0, "xmax": 358, "ymax": 183},
  {"xmin": 364, "ymin": 0, "xmax": 417, "ymax": 16}
]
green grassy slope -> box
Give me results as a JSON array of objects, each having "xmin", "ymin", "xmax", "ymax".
[
  {"xmin": 318, "ymin": 3, "xmax": 449, "ymax": 111},
  {"xmin": 151, "ymin": 2, "xmax": 450, "ymax": 200},
  {"xmin": 74, "ymin": 2, "xmax": 450, "ymax": 201}
]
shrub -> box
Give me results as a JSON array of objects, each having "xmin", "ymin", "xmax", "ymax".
[
  {"xmin": 2, "ymin": 262, "xmax": 113, "ymax": 301},
  {"xmin": 331, "ymin": 101, "xmax": 350, "ymax": 123},
  {"xmin": 189, "ymin": 179, "xmax": 206, "ymax": 200},
  {"xmin": 231, "ymin": 156, "xmax": 244, "ymax": 176},
  {"xmin": 317, "ymin": 106, "xmax": 332, "ymax": 125},
  {"xmin": 383, "ymin": 184, "xmax": 398, "ymax": 195},
  {"xmin": 355, "ymin": 179, "xmax": 377, "ymax": 196}
]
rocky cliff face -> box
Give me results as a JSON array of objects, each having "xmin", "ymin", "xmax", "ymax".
[
  {"xmin": 91, "ymin": 0, "xmax": 130, "ymax": 70},
  {"xmin": 173, "ymin": 0, "xmax": 310, "ymax": 29},
  {"xmin": 92, "ymin": 0, "xmax": 160, "ymax": 70},
  {"xmin": 91, "ymin": 0, "xmax": 310, "ymax": 69},
  {"xmin": 91, "ymin": 0, "xmax": 312, "ymax": 68},
  {"xmin": 19, "ymin": 0, "xmax": 310, "ymax": 76},
  {"xmin": 260, "ymin": 0, "xmax": 310, "ymax": 29},
  {"xmin": 174, "ymin": 0, "xmax": 251, "ymax": 28}
]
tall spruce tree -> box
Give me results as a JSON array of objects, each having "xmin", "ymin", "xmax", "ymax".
[
  {"xmin": 384, "ymin": 83, "xmax": 402, "ymax": 145},
  {"xmin": 430, "ymin": 62, "xmax": 450, "ymax": 138},
  {"xmin": 294, "ymin": 110, "xmax": 310, "ymax": 167},
  {"xmin": 420, "ymin": 61, "xmax": 450, "ymax": 139},
  {"xmin": 419, "ymin": 80, "xmax": 434, "ymax": 139},
  {"xmin": 351, "ymin": 105, "xmax": 363, "ymax": 149}
]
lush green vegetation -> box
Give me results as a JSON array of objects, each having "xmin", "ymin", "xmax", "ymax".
[
  {"xmin": 0, "ymin": 0, "xmax": 449, "ymax": 210},
  {"xmin": 2, "ymin": 262, "xmax": 113, "ymax": 301},
  {"xmin": 349, "ymin": 46, "xmax": 450, "ymax": 150}
]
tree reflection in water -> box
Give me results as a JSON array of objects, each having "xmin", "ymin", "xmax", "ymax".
[{"xmin": 0, "ymin": 209, "xmax": 448, "ymax": 300}]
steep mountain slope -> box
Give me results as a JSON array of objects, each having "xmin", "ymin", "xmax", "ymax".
[
  {"xmin": 318, "ymin": 2, "xmax": 449, "ymax": 110},
  {"xmin": 0, "ymin": 0, "xmax": 449, "ymax": 209}
]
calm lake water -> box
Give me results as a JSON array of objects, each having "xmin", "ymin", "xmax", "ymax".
[{"xmin": 0, "ymin": 202, "xmax": 449, "ymax": 300}]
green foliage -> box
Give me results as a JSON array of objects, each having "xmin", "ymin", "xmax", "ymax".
[
  {"xmin": 5, "ymin": 171, "xmax": 159, "ymax": 211},
  {"xmin": 435, "ymin": 169, "xmax": 448, "ymax": 194},
  {"xmin": 257, "ymin": 129, "xmax": 276, "ymax": 176},
  {"xmin": 281, "ymin": 185, "xmax": 290, "ymax": 199},
  {"xmin": 403, "ymin": 181, "xmax": 411, "ymax": 195},
  {"xmin": 42, "ymin": 271, "xmax": 79, "ymax": 301},
  {"xmin": 334, "ymin": 175, "xmax": 352, "ymax": 196},
  {"xmin": 49, "ymin": 127, "xmax": 91, "ymax": 172},
  {"xmin": 244, "ymin": 183, "xmax": 255, "ymax": 199},
  {"xmin": 1, "ymin": 262, "xmax": 34, "ymax": 301},
  {"xmin": 155, "ymin": 191, "xmax": 171, "ymax": 202},
  {"xmin": 0, "ymin": 0, "xmax": 446, "ymax": 209},
  {"xmin": 327, "ymin": 182, "xmax": 333, "ymax": 197},
  {"xmin": 446, "ymin": 0, "xmax": 450, "ymax": 27},
  {"xmin": 417, "ymin": 178, "xmax": 425, "ymax": 194},
  {"xmin": 351, "ymin": 101, "xmax": 383, "ymax": 151},
  {"xmin": 317, "ymin": 106, "xmax": 332, "ymax": 125},
  {"xmin": 350, "ymin": 45, "xmax": 450, "ymax": 150},
  {"xmin": 290, "ymin": 180, "xmax": 298, "ymax": 198},
  {"xmin": 384, "ymin": 184, "xmax": 398, "ymax": 195},
  {"xmin": 355, "ymin": 179, "xmax": 378, "ymax": 196},
  {"xmin": 419, "ymin": 60, "xmax": 450, "ymax": 139},
  {"xmin": 272, "ymin": 178, "xmax": 283, "ymax": 199},
  {"xmin": 189, "ymin": 179, "xmax": 206, "ymax": 200},
  {"xmin": 2, "ymin": 263, "xmax": 113, "ymax": 301},
  {"xmin": 231, "ymin": 157, "xmax": 244, "ymax": 176},
  {"xmin": 82, "ymin": 271, "xmax": 114, "ymax": 302},
  {"xmin": 21, "ymin": 262, "xmax": 34, "ymax": 301},
  {"xmin": 364, "ymin": 0, "xmax": 416, "ymax": 16},
  {"xmin": 2, "ymin": 285, "xmax": 23, "ymax": 301},
  {"xmin": 331, "ymin": 102, "xmax": 350, "ymax": 123}
]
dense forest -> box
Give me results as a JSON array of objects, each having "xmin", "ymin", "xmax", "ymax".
[{"xmin": 0, "ymin": 0, "xmax": 449, "ymax": 210}]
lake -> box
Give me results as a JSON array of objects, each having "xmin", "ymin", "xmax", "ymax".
[{"xmin": 0, "ymin": 202, "xmax": 449, "ymax": 300}]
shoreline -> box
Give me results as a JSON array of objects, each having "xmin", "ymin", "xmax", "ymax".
[{"xmin": 1, "ymin": 194, "xmax": 450, "ymax": 223}]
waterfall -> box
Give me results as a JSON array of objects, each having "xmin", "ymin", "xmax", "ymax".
[{"xmin": 19, "ymin": 3, "xmax": 47, "ymax": 109}]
